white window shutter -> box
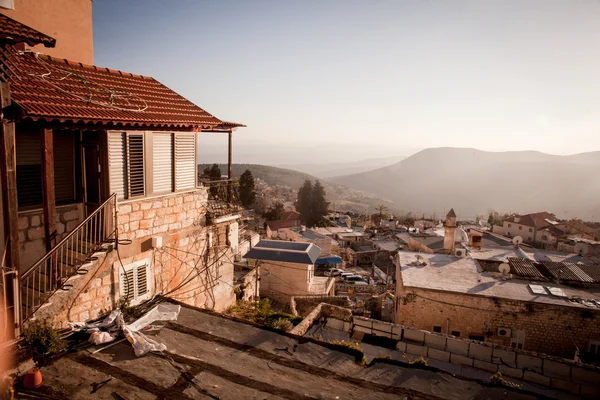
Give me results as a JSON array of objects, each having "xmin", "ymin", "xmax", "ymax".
[
  {"xmin": 152, "ymin": 133, "xmax": 173, "ymax": 193},
  {"xmin": 120, "ymin": 260, "xmax": 151, "ymax": 305},
  {"xmin": 108, "ymin": 132, "xmax": 127, "ymax": 199},
  {"xmin": 174, "ymin": 133, "xmax": 196, "ymax": 191}
]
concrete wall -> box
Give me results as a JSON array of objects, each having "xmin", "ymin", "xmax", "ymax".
[
  {"xmin": 0, "ymin": 0, "xmax": 94, "ymax": 64},
  {"xmin": 395, "ymin": 286, "xmax": 600, "ymax": 359},
  {"xmin": 17, "ymin": 203, "xmax": 84, "ymax": 272},
  {"xmin": 495, "ymin": 221, "xmax": 535, "ymax": 242},
  {"xmin": 352, "ymin": 316, "xmax": 600, "ymax": 398},
  {"xmin": 260, "ymin": 260, "xmax": 312, "ymax": 297}
]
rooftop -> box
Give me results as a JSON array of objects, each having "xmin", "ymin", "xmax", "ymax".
[
  {"xmin": 267, "ymin": 219, "xmax": 299, "ymax": 231},
  {"xmin": 288, "ymin": 226, "xmax": 327, "ymax": 241},
  {"xmin": 398, "ymin": 251, "xmax": 600, "ymax": 308},
  {"xmin": 243, "ymin": 240, "xmax": 321, "ymax": 264},
  {"xmin": 504, "ymin": 211, "xmax": 556, "ymax": 229},
  {"xmin": 0, "ymin": 13, "xmax": 56, "ymax": 48},
  {"xmin": 0, "ymin": 47, "xmax": 243, "ymax": 130},
  {"xmin": 35, "ymin": 301, "xmax": 567, "ymax": 400}
]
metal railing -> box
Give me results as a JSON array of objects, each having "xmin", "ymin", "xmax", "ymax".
[
  {"xmin": 20, "ymin": 193, "xmax": 118, "ymax": 322},
  {"xmin": 202, "ymin": 179, "xmax": 242, "ymax": 223}
]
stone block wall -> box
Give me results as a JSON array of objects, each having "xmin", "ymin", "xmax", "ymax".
[
  {"xmin": 396, "ymin": 287, "xmax": 600, "ymax": 358},
  {"xmin": 351, "ymin": 315, "xmax": 600, "ymax": 398},
  {"xmin": 116, "ymin": 189, "xmax": 208, "ymax": 242},
  {"xmin": 17, "ymin": 203, "xmax": 84, "ymax": 271}
]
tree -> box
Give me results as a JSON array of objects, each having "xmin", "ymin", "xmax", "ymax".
[
  {"xmin": 296, "ymin": 180, "xmax": 328, "ymax": 227},
  {"xmin": 372, "ymin": 205, "xmax": 390, "ymax": 226},
  {"xmin": 203, "ymin": 164, "xmax": 221, "ymax": 180},
  {"xmin": 263, "ymin": 202, "xmax": 284, "ymax": 221},
  {"xmin": 239, "ymin": 169, "xmax": 256, "ymax": 207}
]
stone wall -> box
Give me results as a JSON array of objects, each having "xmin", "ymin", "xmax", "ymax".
[
  {"xmin": 353, "ymin": 316, "xmax": 600, "ymax": 398},
  {"xmin": 290, "ymin": 295, "xmax": 352, "ymax": 316},
  {"xmin": 18, "ymin": 203, "xmax": 84, "ymax": 271},
  {"xmin": 235, "ymin": 266, "xmax": 258, "ymax": 303},
  {"xmin": 395, "ymin": 287, "xmax": 600, "ymax": 359}
]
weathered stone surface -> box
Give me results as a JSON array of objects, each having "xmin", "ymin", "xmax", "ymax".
[
  {"xmin": 403, "ymin": 329, "xmax": 425, "ymax": 344},
  {"xmin": 468, "ymin": 343, "xmax": 493, "ymax": 362},
  {"xmin": 571, "ymin": 366, "xmax": 600, "ymax": 385},
  {"xmin": 450, "ymin": 354, "xmax": 473, "ymax": 367},
  {"xmin": 18, "ymin": 216, "xmax": 29, "ymax": 230},
  {"xmin": 424, "ymin": 333, "xmax": 447, "ymax": 350},
  {"xmin": 129, "ymin": 211, "xmax": 143, "ymax": 222},
  {"xmin": 516, "ymin": 353, "xmax": 542, "ymax": 374},
  {"xmin": 550, "ymin": 378, "xmax": 580, "ymax": 394},
  {"xmin": 31, "ymin": 215, "xmax": 41, "ymax": 227},
  {"xmin": 428, "ymin": 348, "xmax": 450, "ymax": 362},
  {"xmin": 406, "ymin": 343, "xmax": 428, "ymax": 357},
  {"xmin": 63, "ymin": 209, "xmax": 80, "ymax": 221},
  {"xmin": 396, "ymin": 341, "xmax": 407, "ymax": 352},
  {"xmin": 543, "ymin": 359, "xmax": 571, "ymax": 379},
  {"xmin": 446, "ymin": 338, "xmax": 469, "ymax": 356},
  {"xmin": 523, "ymin": 371, "xmax": 551, "ymax": 386},
  {"xmin": 66, "ymin": 220, "xmax": 79, "ymax": 231},
  {"xmin": 473, "ymin": 360, "xmax": 498, "ymax": 373},
  {"xmin": 498, "ymin": 365, "xmax": 523, "ymax": 379},
  {"xmin": 492, "ymin": 348, "xmax": 516, "ymax": 367},
  {"xmin": 27, "ymin": 226, "xmax": 45, "ymax": 241}
]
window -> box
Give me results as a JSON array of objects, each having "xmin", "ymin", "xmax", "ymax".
[
  {"xmin": 528, "ymin": 228, "xmax": 533, "ymax": 232},
  {"xmin": 433, "ymin": 326, "xmax": 442, "ymax": 333},
  {"xmin": 451, "ymin": 331, "xmax": 460, "ymax": 337},
  {"xmin": 469, "ymin": 334, "xmax": 485, "ymax": 341},
  {"xmin": 16, "ymin": 129, "xmax": 77, "ymax": 209},
  {"xmin": 119, "ymin": 259, "xmax": 152, "ymax": 306},
  {"xmin": 508, "ymin": 224, "xmax": 512, "ymax": 228},
  {"xmin": 589, "ymin": 341, "xmax": 600, "ymax": 355},
  {"xmin": 518, "ymin": 226, "xmax": 522, "ymax": 230},
  {"xmin": 174, "ymin": 133, "xmax": 196, "ymax": 191},
  {"xmin": 541, "ymin": 235, "xmax": 548, "ymax": 241},
  {"xmin": 510, "ymin": 330, "xmax": 525, "ymax": 350},
  {"xmin": 109, "ymin": 132, "xmax": 145, "ymax": 199},
  {"xmin": 152, "ymin": 133, "xmax": 173, "ymax": 193}
]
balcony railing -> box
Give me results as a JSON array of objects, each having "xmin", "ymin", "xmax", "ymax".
[
  {"xmin": 20, "ymin": 193, "xmax": 118, "ymax": 322},
  {"xmin": 202, "ymin": 179, "xmax": 242, "ymax": 224}
]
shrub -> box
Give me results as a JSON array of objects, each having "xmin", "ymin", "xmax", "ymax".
[
  {"xmin": 22, "ymin": 320, "xmax": 65, "ymax": 366},
  {"xmin": 329, "ymin": 340, "xmax": 362, "ymax": 352},
  {"xmin": 270, "ymin": 318, "xmax": 293, "ymax": 332},
  {"xmin": 486, "ymin": 372, "xmax": 521, "ymax": 389}
]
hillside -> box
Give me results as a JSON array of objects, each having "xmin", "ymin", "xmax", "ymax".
[
  {"xmin": 329, "ymin": 148, "xmax": 600, "ymax": 221},
  {"xmin": 199, "ymin": 164, "xmax": 398, "ymax": 215},
  {"xmin": 278, "ymin": 155, "xmax": 406, "ymax": 179}
]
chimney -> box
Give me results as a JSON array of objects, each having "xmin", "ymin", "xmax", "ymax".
[{"xmin": 444, "ymin": 208, "xmax": 457, "ymax": 252}]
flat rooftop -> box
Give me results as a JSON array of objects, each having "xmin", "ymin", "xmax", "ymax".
[
  {"xmin": 398, "ymin": 251, "xmax": 600, "ymax": 308},
  {"xmin": 33, "ymin": 302, "xmax": 570, "ymax": 400},
  {"xmin": 243, "ymin": 240, "xmax": 322, "ymax": 264}
]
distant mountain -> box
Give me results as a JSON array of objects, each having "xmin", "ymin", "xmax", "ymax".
[
  {"xmin": 328, "ymin": 148, "xmax": 600, "ymax": 221},
  {"xmin": 278, "ymin": 155, "xmax": 406, "ymax": 179},
  {"xmin": 198, "ymin": 163, "xmax": 399, "ymax": 215}
]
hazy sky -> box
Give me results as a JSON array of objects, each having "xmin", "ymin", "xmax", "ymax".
[{"xmin": 93, "ymin": 0, "xmax": 600, "ymax": 162}]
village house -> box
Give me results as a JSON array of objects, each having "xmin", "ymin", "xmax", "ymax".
[
  {"xmin": 394, "ymin": 250, "xmax": 600, "ymax": 360},
  {"xmin": 243, "ymin": 240, "xmax": 335, "ymax": 301},
  {"xmin": 0, "ymin": 7, "xmax": 246, "ymax": 336},
  {"xmin": 493, "ymin": 211, "xmax": 557, "ymax": 244},
  {"xmin": 277, "ymin": 225, "xmax": 333, "ymax": 256}
]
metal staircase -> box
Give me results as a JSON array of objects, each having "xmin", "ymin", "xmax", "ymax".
[{"xmin": 20, "ymin": 193, "xmax": 118, "ymax": 322}]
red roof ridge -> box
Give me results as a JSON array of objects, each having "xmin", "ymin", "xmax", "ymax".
[{"xmin": 35, "ymin": 52, "xmax": 155, "ymax": 80}]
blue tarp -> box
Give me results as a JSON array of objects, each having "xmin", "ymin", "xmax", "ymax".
[{"xmin": 315, "ymin": 256, "xmax": 343, "ymax": 265}]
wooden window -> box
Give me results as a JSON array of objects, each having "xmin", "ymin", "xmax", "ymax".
[
  {"xmin": 152, "ymin": 133, "xmax": 173, "ymax": 193},
  {"xmin": 433, "ymin": 326, "xmax": 442, "ymax": 333},
  {"xmin": 469, "ymin": 334, "xmax": 485, "ymax": 341},
  {"xmin": 16, "ymin": 130, "xmax": 42, "ymax": 208},
  {"xmin": 451, "ymin": 331, "xmax": 460, "ymax": 337},
  {"xmin": 108, "ymin": 132, "xmax": 145, "ymax": 199},
  {"xmin": 119, "ymin": 259, "xmax": 152, "ymax": 305},
  {"xmin": 589, "ymin": 341, "xmax": 600, "ymax": 355},
  {"xmin": 174, "ymin": 132, "xmax": 196, "ymax": 191},
  {"xmin": 54, "ymin": 130, "xmax": 76, "ymax": 204}
]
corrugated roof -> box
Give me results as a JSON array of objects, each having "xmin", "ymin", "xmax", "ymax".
[
  {"xmin": 540, "ymin": 261, "xmax": 594, "ymax": 283},
  {"xmin": 507, "ymin": 257, "xmax": 545, "ymax": 278},
  {"xmin": 0, "ymin": 47, "xmax": 244, "ymax": 130},
  {"xmin": 243, "ymin": 240, "xmax": 321, "ymax": 264},
  {"xmin": 577, "ymin": 264, "xmax": 600, "ymax": 283},
  {"xmin": 0, "ymin": 14, "xmax": 56, "ymax": 48}
]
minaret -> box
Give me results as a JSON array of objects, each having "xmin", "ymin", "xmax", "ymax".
[{"xmin": 444, "ymin": 208, "xmax": 457, "ymax": 253}]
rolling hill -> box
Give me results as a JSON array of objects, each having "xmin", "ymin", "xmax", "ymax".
[
  {"xmin": 277, "ymin": 155, "xmax": 406, "ymax": 179},
  {"xmin": 329, "ymin": 148, "xmax": 600, "ymax": 221},
  {"xmin": 199, "ymin": 163, "xmax": 399, "ymax": 215}
]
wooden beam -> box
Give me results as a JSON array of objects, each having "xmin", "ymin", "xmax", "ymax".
[
  {"xmin": 41, "ymin": 128, "xmax": 56, "ymax": 251},
  {"xmin": 227, "ymin": 129, "xmax": 232, "ymax": 180},
  {"xmin": 0, "ymin": 82, "xmax": 20, "ymax": 271}
]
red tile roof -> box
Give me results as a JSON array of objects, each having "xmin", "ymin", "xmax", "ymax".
[
  {"xmin": 266, "ymin": 219, "xmax": 300, "ymax": 231},
  {"xmin": 281, "ymin": 211, "xmax": 301, "ymax": 221},
  {"xmin": 504, "ymin": 212, "xmax": 556, "ymax": 229},
  {"xmin": 0, "ymin": 14, "xmax": 56, "ymax": 48},
  {"xmin": 0, "ymin": 47, "xmax": 244, "ymax": 131}
]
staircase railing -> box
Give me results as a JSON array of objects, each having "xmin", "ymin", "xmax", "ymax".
[
  {"xmin": 202, "ymin": 179, "xmax": 242, "ymax": 224},
  {"xmin": 20, "ymin": 193, "xmax": 118, "ymax": 322}
]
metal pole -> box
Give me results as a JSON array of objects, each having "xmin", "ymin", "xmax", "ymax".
[{"xmin": 227, "ymin": 129, "xmax": 232, "ymax": 180}]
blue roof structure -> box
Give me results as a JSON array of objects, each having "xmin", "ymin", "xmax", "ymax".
[
  {"xmin": 315, "ymin": 256, "xmax": 343, "ymax": 265},
  {"xmin": 243, "ymin": 240, "xmax": 321, "ymax": 264}
]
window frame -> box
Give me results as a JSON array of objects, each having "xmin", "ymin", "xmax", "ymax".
[{"xmin": 119, "ymin": 258, "xmax": 152, "ymax": 306}]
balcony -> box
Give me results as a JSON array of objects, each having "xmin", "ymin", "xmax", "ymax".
[{"xmin": 202, "ymin": 179, "xmax": 243, "ymax": 224}]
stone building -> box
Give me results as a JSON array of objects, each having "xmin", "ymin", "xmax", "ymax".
[
  {"xmin": 0, "ymin": 13, "xmax": 246, "ymax": 333},
  {"xmin": 394, "ymin": 251, "xmax": 600, "ymax": 359},
  {"xmin": 243, "ymin": 240, "xmax": 335, "ymax": 301}
]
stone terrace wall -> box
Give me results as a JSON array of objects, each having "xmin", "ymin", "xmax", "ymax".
[
  {"xmin": 116, "ymin": 189, "xmax": 208, "ymax": 242},
  {"xmin": 18, "ymin": 203, "xmax": 84, "ymax": 271},
  {"xmin": 353, "ymin": 316, "xmax": 600, "ymax": 398},
  {"xmin": 396, "ymin": 287, "xmax": 600, "ymax": 359},
  {"xmin": 291, "ymin": 295, "xmax": 352, "ymax": 316}
]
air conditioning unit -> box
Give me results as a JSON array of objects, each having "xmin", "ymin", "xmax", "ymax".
[
  {"xmin": 455, "ymin": 249, "xmax": 465, "ymax": 257},
  {"xmin": 497, "ymin": 327, "xmax": 512, "ymax": 337}
]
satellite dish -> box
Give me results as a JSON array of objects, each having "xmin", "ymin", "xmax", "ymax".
[
  {"xmin": 574, "ymin": 243, "xmax": 589, "ymax": 256},
  {"xmin": 499, "ymin": 263, "xmax": 510, "ymax": 275},
  {"xmin": 512, "ymin": 236, "xmax": 523, "ymax": 246}
]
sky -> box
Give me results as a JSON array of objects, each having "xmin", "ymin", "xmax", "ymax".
[{"xmin": 93, "ymin": 0, "xmax": 600, "ymax": 164}]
